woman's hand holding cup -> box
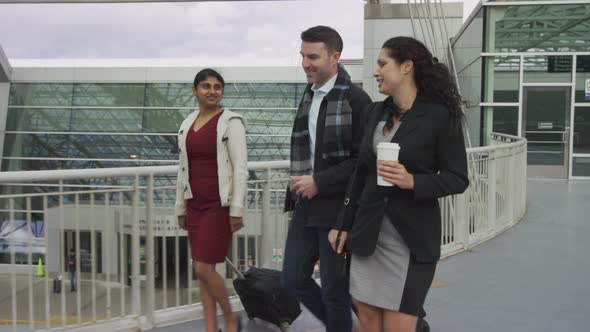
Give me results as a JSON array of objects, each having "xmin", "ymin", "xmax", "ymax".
[{"xmin": 378, "ymin": 161, "xmax": 414, "ymax": 189}]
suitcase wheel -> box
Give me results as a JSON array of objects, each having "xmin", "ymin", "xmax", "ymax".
[{"xmin": 279, "ymin": 321, "xmax": 290, "ymax": 332}]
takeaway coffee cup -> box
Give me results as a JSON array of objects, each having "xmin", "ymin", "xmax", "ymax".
[{"xmin": 376, "ymin": 142, "xmax": 400, "ymax": 186}]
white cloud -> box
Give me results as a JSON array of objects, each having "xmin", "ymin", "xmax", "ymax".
[{"xmin": 0, "ymin": 0, "xmax": 480, "ymax": 63}]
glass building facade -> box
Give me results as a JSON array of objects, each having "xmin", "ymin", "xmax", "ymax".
[
  {"xmin": 453, "ymin": 0, "xmax": 590, "ymax": 179},
  {"xmin": 3, "ymin": 82, "xmax": 306, "ymax": 172}
]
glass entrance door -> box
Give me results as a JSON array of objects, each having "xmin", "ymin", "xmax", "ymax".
[{"xmin": 523, "ymin": 86, "xmax": 571, "ymax": 178}]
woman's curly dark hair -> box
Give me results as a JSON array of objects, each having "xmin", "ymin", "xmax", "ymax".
[{"xmin": 382, "ymin": 36, "xmax": 464, "ymax": 134}]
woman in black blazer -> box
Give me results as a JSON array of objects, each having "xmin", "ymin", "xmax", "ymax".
[{"xmin": 329, "ymin": 37, "xmax": 469, "ymax": 332}]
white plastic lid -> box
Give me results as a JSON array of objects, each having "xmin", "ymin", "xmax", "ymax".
[{"xmin": 376, "ymin": 142, "xmax": 400, "ymax": 149}]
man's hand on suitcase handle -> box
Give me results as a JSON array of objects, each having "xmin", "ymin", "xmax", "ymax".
[
  {"xmin": 328, "ymin": 229, "xmax": 347, "ymax": 254},
  {"xmin": 230, "ymin": 217, "xmax": 244, "ymax": 233}
]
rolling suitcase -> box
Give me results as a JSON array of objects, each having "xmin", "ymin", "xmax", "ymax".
[
  {"xmin": 53, "ymin": 277, "xmax": 61, "ymax": 294},
  {"xmin": 225, "ymin": 258, "xmax": 301, "ymax": 332}
]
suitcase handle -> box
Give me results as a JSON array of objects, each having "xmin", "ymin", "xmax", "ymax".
[{"xmin": 225, "ymin": 257, "xmax": 245, "ymax": 280}]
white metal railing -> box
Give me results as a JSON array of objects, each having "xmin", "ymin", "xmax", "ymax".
[{"xmin": 0, "ymin": 134, "xmax": 527, "ymax": 331}]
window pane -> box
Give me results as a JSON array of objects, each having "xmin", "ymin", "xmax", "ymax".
[
  {"xmin": 492, "ymin": 106, "xmax": 519, "ymax": 136},
  {"xmin": 524, "ymin": 88, "xmax": 569, "ymax": 165},
  {"xmin": 2, "ymin": 133, "xmax": 178, "ymax": 161},
  {"xmin": 575, "ymin": 56, "xmax": 590, "ymax": 103},
  {"xmin": 485, "ymin": 56, "xmax": 520, "ymax": 102},
  {"xmin": 144, "ymin": 109, "xmax": 191, "ymax": 133},
  {"xmin": 6, "ymin": 108, "xmax": 71, "ymax": 131},
  {"xmin": 524, "ymin": 55, "xmax": 572, "ymax": 83},
  {"xmin": 9, "ymin": 83, "xmax": 74, "ymax": 106},
  {"xmin": 574, "ymin": 107, "xmax": 590, "ymax": 154},
  {"xmin": 73, "ymin": 84, "xmax": 145, "ymax": 107},
  {"xmin": 236, "ymin": 109, "xmax": 294, "ymax": 135},
  {"xmin": 70, "ymin": 109, "xmax": 143, "ymax": 132},
  {"xmin": 488, "ymin": 5, "xmax": 590, "ymax": 53},
  {"xmin": 67, "ymin": 134, "xmax": 177, "ymax": 160},
  {"xmin": 1, "ymin": 158, "xmax": 174, "ymax": 172},
  {"xmin": 145, "ymin": 83, "xmax": 194, "ymax": 107},
  {"xmin": 2, "ymin": 133, "xmax": 72, "ymax": 159},
  {"xmin": 222, "ymin": 83, "xmax": 304, "ymax": 108},
  {"xmin": 573, "ymin": 157, "xmax": 590, "ymax": 176}
]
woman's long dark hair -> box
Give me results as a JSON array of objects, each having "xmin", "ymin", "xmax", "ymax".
[{"xmin": 382, "ymin": 36, "xmax": 463, "ymax": 134}]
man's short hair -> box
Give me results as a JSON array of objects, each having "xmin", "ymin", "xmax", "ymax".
[{"xmin": 300, "ymin": 25, "xmax": 343, "ymax": 54}]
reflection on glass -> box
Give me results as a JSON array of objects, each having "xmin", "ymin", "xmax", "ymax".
[
  {"xmin": 575, "ymin": 56, "xmax": 590, "ymax": 103},
  {"xmin": 73, "ymin": 84, "xmax": 145, "ymax": 107},
  {"xmin": 492, "ymin": 106, "xmax": 518, "ymax": 136},
  {"xmin": 1, "ymin": 133, "xmax": 178, "ymax": 160},
  {"xmin": 485, "ymin": 56, "xmax": 519, "ymax": 102},
  {"xmin": 222, "ymin": 83, "xmax": 305, "ymax": 108},
  {"xmin": 489, "ymin": 5, "xmax": 590, "ymax": 52},
  {"xmin": 71, "ymin": 109, "xmax": 143, "ymax": 132},
  {"xmin": 5, "ymin": 82, "xmax": 307, "ymax": 170},
  {"xmin": 523, "ymin": 55, "xmax": 572, "ymax": 83},
  {"xmin": 144, "ymin": 109, "xmax": 191, "ymax": 133},
  {"xmin": 9, "ymin": 83, "xmax": 74, "ymax": 106},
  {"xmin": 574, "ymin": 107, "xmax": 590, "ymax": 154},
  {"xmin": 6, "ymin": 108, "xmax": 71, "ymax": 131},
  {"xmin": 524, "ymin": 88, "xmax": 569, "ymax": 166},
  {"xmin": 573, "ymin": 157, "xmax": 590, "ymax": 176},
  {"xmin": 145, "ymin": 83, "xmax": 194, "ymax": 107}
]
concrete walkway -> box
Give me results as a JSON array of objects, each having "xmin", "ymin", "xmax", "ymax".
[{"xmin": 152, "ymin": 180, "xmax": 590, "ymax": 332}]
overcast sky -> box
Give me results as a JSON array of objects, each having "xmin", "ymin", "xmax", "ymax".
[{"xmin": 0, "ymin": 0, "xmax": 479, "ymax": 66}]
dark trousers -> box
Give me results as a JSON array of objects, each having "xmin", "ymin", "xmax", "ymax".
[
  {"xmin": 281, "ymin": 208, "xmax": 352, "ymax": 332},
  {"xmin": 69, "ymin": 271, "xmax": 76, "ymax": 291}
]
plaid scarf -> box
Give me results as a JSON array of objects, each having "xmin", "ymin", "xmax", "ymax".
[{"xmin": 290, "ymin": 64, "xmax": 354, "ymax": 176}]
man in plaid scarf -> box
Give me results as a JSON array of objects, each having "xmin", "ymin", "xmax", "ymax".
[{"xmin": 282, "ymin": 26, "xmax": 371, "ymax": 332}]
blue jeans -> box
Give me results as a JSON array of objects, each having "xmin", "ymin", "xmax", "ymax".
[
  {"xmin": 69, "ymin": 271, "xmax": 76, "ymax": 291},
  {"xmin": 281, "ymin": 208, "xmax": 352, "ymax": 332}
]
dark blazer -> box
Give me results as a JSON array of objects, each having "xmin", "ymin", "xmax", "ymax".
[
  {"xmin": 341, "ymin": 97, "xmax": 469, "ymax": 263},
  {"xmin": 285, "ymin": 81, "xmax": 372, "ymax": 228}
]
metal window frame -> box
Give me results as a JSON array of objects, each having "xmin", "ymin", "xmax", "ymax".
[{"xmin": 479, "ymin": 49, "xmax": 590, "ymax": 179}]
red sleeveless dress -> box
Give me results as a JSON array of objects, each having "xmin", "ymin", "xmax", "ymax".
[{"xmin": 185, "ymin": 111, "xmax": 231, "ymax": 264}]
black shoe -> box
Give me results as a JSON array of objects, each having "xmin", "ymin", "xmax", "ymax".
[
  {"xmin": 416, "ymin": 318, "xmax": 430, "ymax": 332},
  {"xmin": 220, "ymin": 318, "xmax": 242, "ymax": 332}
]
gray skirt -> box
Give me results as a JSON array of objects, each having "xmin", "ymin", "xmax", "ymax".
[{"xmin": 349, "ymin": 216, "xmax": 436, "ymax": 315}]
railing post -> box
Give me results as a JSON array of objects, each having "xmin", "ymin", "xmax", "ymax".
[
  {"xmin": 455, "ymin": 192, "xmax": 469, "ymax": 250},
  {"xmin": 522, "ymin": 142, "xmax": 528, "ymax": 218},
  {"xmin": 58, "ymin": 180, "xmax": 66, "ymax": 327},
  {"xmin": 9, "ymin": 199, "xmax": 17, "ymax": 332},
  {"xmin": 262, "ymin": 168, "xmax": 272, "ymax": 268},
  {"xmin": 487, "ymin": 150, "xmax": 497, "ymax": 231},
  {"xmin": 145, "ymin": 174, "xmax": 155, "ymax": 328},
  {"xmin": 131, "ymin": 175, "xmax": 141, "ymax": 316},
  {"xmin": 507, "ymin": 147, "xmax": 515, "ymax": 225}
]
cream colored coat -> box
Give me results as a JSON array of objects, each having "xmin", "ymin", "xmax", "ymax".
[{"xmin": 175, "ymin": 109, "xmax": 248, "ymax": 217}]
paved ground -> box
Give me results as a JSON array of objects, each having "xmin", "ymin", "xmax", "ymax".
[{"xmin": 152, "ymin": 180, "xmax": 590, "ymax": 332}]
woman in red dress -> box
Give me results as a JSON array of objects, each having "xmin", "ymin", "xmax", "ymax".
[{"xmin": 175, "ymin": 68, "xmax": 247, "ymax": 332}]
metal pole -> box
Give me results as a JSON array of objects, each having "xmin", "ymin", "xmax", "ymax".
[
  {"xmin": 406, "ymin": 0, "xmax": 418, "ymax": 39},
  {"xmin": 9, "ymin": 199, "xmax": 17, "ymax": 332},
  {"xmin": 26, "ymin": 197, "xmax": 34, "ymax": 331},
  {"xmin": 131, "ymin": 175, "xmax": 141, "ymax": 315},
  {"xmin": 145, "ymin": 174, "xmax": 155, "ymax": 327}
]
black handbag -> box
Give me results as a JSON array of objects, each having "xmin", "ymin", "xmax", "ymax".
[{"xmin": 334, "ymin": 157, "xmax": 362, "ymax": 278}]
